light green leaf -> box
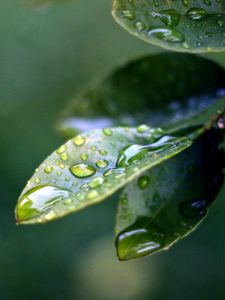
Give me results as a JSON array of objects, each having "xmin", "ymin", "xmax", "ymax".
[
  {"xmin": 59, "ymin": 53, "xmax": 225, "ymax": 137},
  {"xmin": 115, "ymin": 129, "xmax": 225, "ymax": 260},
  {"xmin": 16, "ymin": 126, "xmax": 192, "ymax": 224},
  {"xmin": 112, "ymin": 0, "xmax": 225, "ymax": 53}
]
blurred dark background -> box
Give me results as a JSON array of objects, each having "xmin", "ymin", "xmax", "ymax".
[{"xmin": 0, "ymin": 1, "xmax": 224, "ymax": 299}]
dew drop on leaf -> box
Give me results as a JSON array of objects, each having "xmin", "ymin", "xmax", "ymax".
[
  {"xmin": 89, "ymin": 176, "xmax": 105, "ymax": 188},
  {"xmin": 87, "ymin": 190, "xmax": 99, "ymax": 199},
  {"xmin": 61, "ymin": 153, "xmax": 68, "ymax": 161},
  {"xmin": 96, "ymin": 160, "xmax": 109, "ymax": 168},
  {"xmin": 44, "ymin": 166, "xmax": 53, "ymax": 174},
  {"xmin": 116, "ymin": 216, "xmax": 165, "ymax": 260},
  {"xmin": 148, "ymin": 27, "xmax": 185, "ymax": 43},
  {"xmin": 137, "ymin": 176, "xmax": 150, "ymax": 189},
  {"xmin": 136, "ymin": 124, "xmax": 150, "ymax": 133},
  {"xmin": 152, "ymin": 9, "xmax": 181, "ymax": 27},
  {"xmin": 179, "ymin": 199, "xmax": 208, "ymax": 220},
  {"xmin": 70, "ymin": 164, "xmax": 96, "ymax": 178},
  {"xmin": 56, "ymin": 144, "xmax": 67, "ymax": 154},
  {"xmin": 186, "ymin": 7, "xmax": 209, "ymax": 21},
  {"xmin": 73, "ymin": 135, "xmax": 86, "ymax": 146},
  {"xmin": 16, "ymin": 185, "xmax": 71, "ymax": 223},
  {"xmin": 103, "ymin": 128, "xmax": 113, "ymax": 136}
]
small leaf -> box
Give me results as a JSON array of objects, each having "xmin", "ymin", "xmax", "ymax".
[
  {"xmin": 16, "ymin": 127, "xmax": 192, "ymax": 224},
  {"xmin": 59, "ymin": 54, "xmax": 225, "ymax": 137},
  {"xmin": 115, "ymin": 129, "xmax": 225, "ymax": 260},
  {"xmin": 112, "ymin": 0, "xmax": 225, "ymax": 53}
]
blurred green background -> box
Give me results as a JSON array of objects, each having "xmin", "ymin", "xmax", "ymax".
[{"xmin": 0, "ymin": 1, "xmax": 224, "ymax": 299}]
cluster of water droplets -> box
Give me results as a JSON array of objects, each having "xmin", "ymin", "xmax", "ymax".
[
  {"xmin": 18, "ymin": 125, "xmax": 186, "ymax": 223},
  {"xmin": 115, "ymin": 0, "xmax": 225, "ymax": 51}
]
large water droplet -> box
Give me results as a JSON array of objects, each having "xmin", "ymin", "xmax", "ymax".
[
  {"xmin": 148, "ymin": 27, "xmax": 185, "ymax": 43},
  {"xmin": 73, "ymin": 135, "xmax": 86, "ymax": 146},
  {"xmin": 179, "ymin": 199, "xmax": 208, "ymax": 220},
  {"xmin": 70, "ymin": 164, "xmax": 96, "ymax": 178},
  {"xmin": 186, "ymin": 7, "xmax": 209, "ymax": 21},
  {"xmin": 116, "ymin": 136, "xmax": 176, "ymax": 167},
  {"xmin": 152, "ymin": 9, "xmax": 181, "ymax": 27},
  {"xmin": 16, "ymin": 185, "xmax": 70, "ymax": 223},
  {"xmin": 116, "ymin": 217, "xmax": 165, "ymax": 260}
]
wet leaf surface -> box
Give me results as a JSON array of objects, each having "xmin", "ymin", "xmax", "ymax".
[
  {"xmin": 113, "ymin": 0, "xmax": 225, "ymax": 53},
  {"xmin": 16, "ymin": 126, "xmax": 192, "ymax": 224},
  {"xmin": 115, "ymin": 129, "xmax": 225, "ymax": 260}
]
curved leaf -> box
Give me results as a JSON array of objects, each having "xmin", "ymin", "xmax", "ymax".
[
  {"xmin": 112, "ymin": 0, "xmax": 225, "ymax": 53},
  {"xmin": 115, "ymin": 129, "xmax": 225, "ymax": 260},
  {"xmin": 16, "ymin": 126, "xmax": 192, "ymax": 224},
  {"xmin": 59, "ymin": 54, "xmax": 225, "ymax": 137}
]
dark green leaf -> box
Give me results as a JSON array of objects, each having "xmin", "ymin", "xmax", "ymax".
[
  {"xmin": 59, "ymin": 53, "xmax": 225, "ymax": 137},
  {"xmin": 115, "ymin": 129, "xmax": 225, "ymax": 260},
  {"xmin": 16, "ymin": 126, "xmax": 192, "ymax": 224},
  {"xmin": 112, "ymin": 0, "xmax": 225, "ymax": 53}
]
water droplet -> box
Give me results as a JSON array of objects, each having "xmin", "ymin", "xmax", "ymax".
[
  {"xmin": 103, "ymin": 168, "xmax": 125, "ymax": 177},
  {"xmin": 56, "ymin": 144, "xmax": 67, "ymax": 154},
  {"xmin": 73, "ymin": 135, "xmax": 86, "ymax": 146},
  {"xmin": 103, "ymin": 128, "xmax": 113, "ymax": 136},
  {"xmin": 134, "ymin": 21, "xmax": 145, "ymax": 31},
  {"xmin": 116, "ymin": 136, "xmax": 175, "ymax": 168},
  {"xmin": 116, "ymin": 217, "xmax": 165, "ymax": 260},
  {"xmin": 87, "ymin": 190, "xmax": 99, "ymax": 199},
  {"xmin": 148, "ymin": 27, "xmax": 185, "ymax": 43},
  {"xmin": 122, "ymin": 10, "xmax": 135, "ymax": 20},
  {"xmin": 138, "ymin": 176, "xmax": 150, "ymax": 189},
  {"xmin": 64, "ymin": 198, "xmax": 72, "ymax": 205},
  {"xmin": 179, "ymin": 199, "xmax": 208, "ymax": 220},
  {"xmin": 16, "ymin": 185, "xmax": 70, "ymax": 223},
  {"xmin": 99, "ymin": 150, "xmax": 108, "ymax": 156},
  {"xmin": 89, "ymin": 176, "xmax": 105, "ymax": 188},
  {"xmin": 152, "ymin": 9, "xmax": 181, "ymax": 27},
  {"xmin": 70, "ymin": 164, "xmax": 96, "ymax": 178},
  {"xmin": 217, "ymin": 19, "xmax": 224, "ymax": 27},
  {"xmin": 186, "ymin": 7, "xmax": 209, "ymax": 21},
  {"xmin": 35, "ymin": 178, "xmax": 41, "ymax": 184},
  {"xmin": 137, "ymin": 124, "xmax": 150, "ymax": 133},
  {"xmin": 96, "ymin": 160, "xmax": 109, "ymax": 168},
  {"xmin": 81, "ymin": 154, "xmax": 88, "ymax": 161},
  {"xmin": 182, "ymin": 0, "xmax": 190, "ymax": 7},
  {"xmin": 121, "ymin": 195, "xmax": 128, "ymax": 205},
  {"xmin": 61, "ymin": 153, "xmax": 68, "ymax": 161},
  {"xmin": 44, "ymin": 166, "xmax": 53, "ymax": 174}
]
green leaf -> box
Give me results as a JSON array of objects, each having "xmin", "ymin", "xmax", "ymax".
[
  {"xmin": 16, "ymin": 126, "xmax": 192, "ymax": 224},
  {"xmin": 115, "ymin": 129, "xmax": 225, "ymax": 260},
  {"xmin": 59, "ymin": 53, "xmax": 225, "ymax": 137},
  {"xmin": 112, "ymin": 0, "xmax": 225, "ymax": 53}
]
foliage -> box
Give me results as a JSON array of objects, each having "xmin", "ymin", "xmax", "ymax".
[
  {"xmin": 112, "ymin": 0, "xmax": 225, "ymax": 53},
  {"xmin": 15, "ymin": 1, "xmax": 225, "ymax": 261}
]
